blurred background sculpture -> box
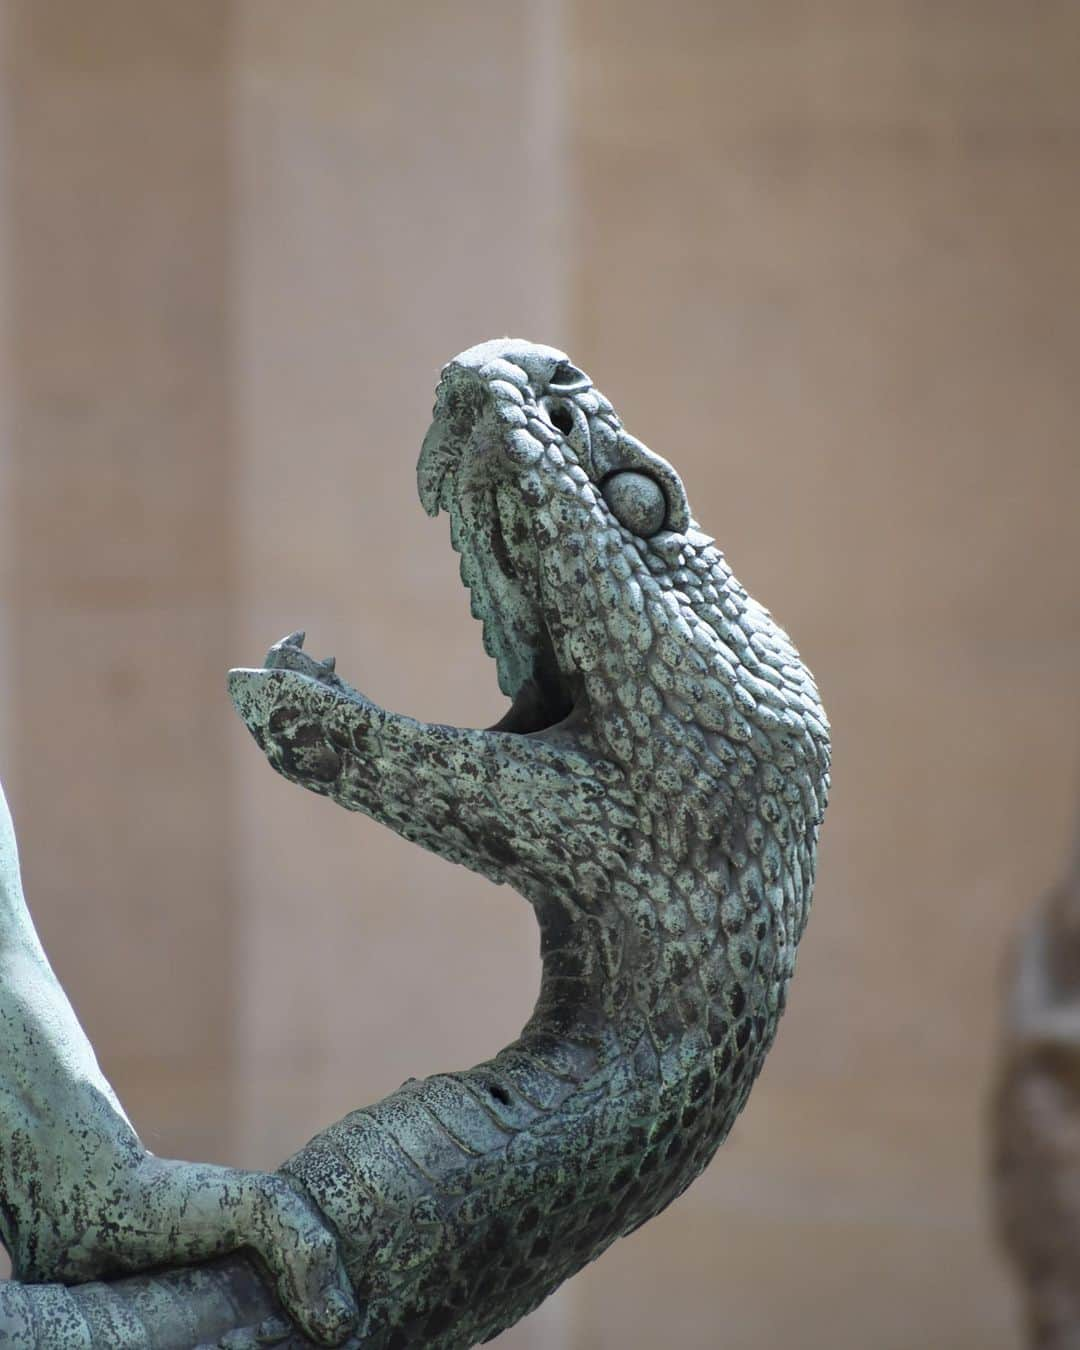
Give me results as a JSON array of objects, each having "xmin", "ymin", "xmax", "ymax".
[
  {"xmin": 995, "ymin": 817, "xmax": 1080, "ymax": 1350},
  {"xmin": 0, "ymin": 340, "xmax": 829, "ymax": 1347}
]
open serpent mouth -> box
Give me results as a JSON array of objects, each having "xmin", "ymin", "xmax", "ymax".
[
  {"xmin": 447, "ymin": 480, "xmax": 582, "ymax": 740},
  {"xmin": 235, "ymin": 341, "xmax": 603, "ymax": 746},
  {"xmin": 245, "ymin": 483, "xmax": 581, "ymax": 744},
  {"xmin": 487, "ymin": 622, "xmax": 576, "ymax": 736}
]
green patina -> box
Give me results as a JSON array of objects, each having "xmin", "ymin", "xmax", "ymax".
[{"xmin": 0, "ymin": 340, "xmax": 829, "ymax": 1348}]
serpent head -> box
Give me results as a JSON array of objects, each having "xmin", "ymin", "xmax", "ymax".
[
  {"xmin": 418, "ymin": 339, "xmax": 692, "ymax": 741},
  {"xmin": 231, "ymin": 335, "xmax": 829, "ymax": 1062},
  {"xmin": 417, "ymin": 338, "xmax": 829, "ymax": 927}
]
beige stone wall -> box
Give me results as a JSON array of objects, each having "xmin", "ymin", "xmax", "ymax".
[
  {"xmin": 3, "ymin": 0, "xmax": 236, "ymax": 1159},
  {"xmin": 567, "ymin": 6, "xmax": 1080, "ymax": 1347},
  {"xmin": 2, "ymin": 2, "xmax": 1079, "ymax": 1345}
]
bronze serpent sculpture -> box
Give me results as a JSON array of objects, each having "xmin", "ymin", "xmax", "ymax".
[{"xmin": 0, "ymin": 339, "xmax": 830, "ymax": 1348}]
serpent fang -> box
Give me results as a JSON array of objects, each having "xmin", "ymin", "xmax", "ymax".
[{"xmin": 0, "ymin": 338, "xmax": 830, "ymax": 1348}]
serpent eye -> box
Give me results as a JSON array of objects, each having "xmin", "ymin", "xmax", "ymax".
[{"xmin": 601, "ymin": 470, "xmax": 667, "ymax": 537}]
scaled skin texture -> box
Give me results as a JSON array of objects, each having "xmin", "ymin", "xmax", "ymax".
[{"xmin": 0, "ymin": 339, "xmax": 830, "ymax": 1349}]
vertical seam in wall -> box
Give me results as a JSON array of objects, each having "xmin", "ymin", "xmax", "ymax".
[
  {"xmin": 220, "ymin": 0, "xmax": 243, "ymax": 1164},
  {"xmin": 525, "ymin": 7, "xmax": 576, "ymax": 1348},
  {"xmin": 526, "ymin": 0, "xmax": 571, "ymax": 350},
  {"xmin": 224, "ymin": 0, "xmax": 279, "ymax": 1170}
]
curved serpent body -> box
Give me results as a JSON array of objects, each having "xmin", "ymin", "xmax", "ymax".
[{"xmin": 0, "ymin": 339, "xmax": 830, "ymax": 1348}]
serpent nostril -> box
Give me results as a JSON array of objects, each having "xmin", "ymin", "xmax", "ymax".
[
  {"xmin": 547, "ymin": 361, "xmax": 591, "ymax": 393},
  {"xmin": 546, "ymin": 401, "xmax": 574, "ymax": 436}
]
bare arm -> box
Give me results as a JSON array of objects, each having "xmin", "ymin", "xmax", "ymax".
[{"xmin": 0, "ymin": 782, "xmax": 356, "ymax": 1346}]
